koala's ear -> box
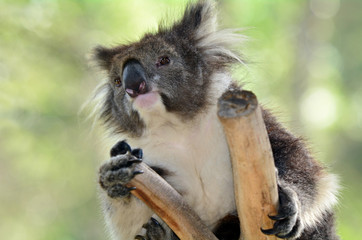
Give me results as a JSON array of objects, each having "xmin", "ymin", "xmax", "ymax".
[
  {"xmin": 175, "ymin": 0, "xmax": 217, "ymax": 41},
  {"xmin": 92, "ymin": 46, "xmax": 118, "ymax": 71}
]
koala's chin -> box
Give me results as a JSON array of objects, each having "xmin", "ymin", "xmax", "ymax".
[{"xmin": 131, "ymin": 91, "xmax": 161, "ymax": 113}]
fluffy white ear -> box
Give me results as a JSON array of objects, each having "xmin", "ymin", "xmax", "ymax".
[
  {"xmin": 171, "ymin": 0, "xmax": 217, "ymax": 41},
  {"xmin": 172, "ymin": 0, "xmax": 246, "ymax": 65},
  {"xmin": 187, "ymin": 0, "xmax": 217, "ymax": 40},
  {"xmin": 91, "ymin": 46, "xmax": 116, "ymax": 71},
  {"xmin": 91, "ymin": 45, "xmax": 130, "ymax": 71}
]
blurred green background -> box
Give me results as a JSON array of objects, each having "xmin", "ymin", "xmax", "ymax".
[{"xmin": 0, "ymin": 0, "xmax": 361, "ymax": 239}]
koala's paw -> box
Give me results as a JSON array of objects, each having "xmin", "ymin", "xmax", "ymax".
[
  {"xmin": 99, "ymin": 141, "xmax": 143, "ymax": 199},
  {"xmin": 261, "ymin": 185, "xmax": 303, "ymax": 239},
  {"xmin": 135, "ymin": 218, "xmax": 167, "ymax": 240}
]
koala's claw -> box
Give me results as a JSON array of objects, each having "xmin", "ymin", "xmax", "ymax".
[
  {"xmin": 110, "ymin": 140, "xmax": 132, "ymax": 157},
  {"xmin": 268, "ymin": 211, "xmax": 295, "ymax": 221},
  {"xmin": 135, "ymin": 235, "xmax": 146, "ymax": 240},
  {"xmin": 276, "ymin": 220, "xmax": 301, "ymax": 239},
  {"xmin": 150, "ymin": 217, "xmax": 162, "ymax": 227},
  {"xmin": 132, "ymin": 148, "xmax": 143, "ymax": 159},
  {"xmin": 133, "ymin": 170, "xmax": 144, "ymax": 176},
  {"xmin": 126, "ymin": 159, "xmax": 143, "ymax": 167},
  {"xmin": 99, "ymin": 141, "xmax": 143, "ymax": 199},
  {"xmin": 261, "ymin": 185, "xmax": 302, "ymax": 239},
  {"xmin": 137, "ymin": 217, "xmax": 167, "ymax": 240},
  {"xmin": 262, "ymin": 220, "xmax": 301, "ymax": 239}
]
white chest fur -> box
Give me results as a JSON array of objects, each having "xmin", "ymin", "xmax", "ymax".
[{"xmin": 128, "ymin": 105, "xmax": 235, "ymax": 227}]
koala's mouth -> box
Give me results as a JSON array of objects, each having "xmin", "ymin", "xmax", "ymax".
[
  {"xmin": 125, "ymin": 81, "xmax": 148, "ymax": 98},
  {"xmin": 132, "ymin": 91, "xmax": 160, "ymax": 110},
  {"xmin": 124, "ymin": 78, "xmax": 160, "ymax": 109}
]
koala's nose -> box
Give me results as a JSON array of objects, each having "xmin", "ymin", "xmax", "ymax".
[{"xmin": 122, "ymin": 59, "xmax": 148, "ymax": 98}]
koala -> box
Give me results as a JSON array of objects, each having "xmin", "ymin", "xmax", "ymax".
[{"xmin": 91, "ymin": 1, "xmax": 340, "ymax": 239}]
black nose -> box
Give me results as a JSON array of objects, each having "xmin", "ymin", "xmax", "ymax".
[{"xmin": 122, "ymin": 59, "xmax": 148, "ymax": 98}]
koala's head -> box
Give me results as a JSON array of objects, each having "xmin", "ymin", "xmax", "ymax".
[{"xmin": 92, "ymin": 0, "xmax": 244, "ymax": 137}]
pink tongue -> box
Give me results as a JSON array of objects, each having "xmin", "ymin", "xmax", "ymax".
[
  {"xmin": 125, "ymin": 88, "xmax": 135, "ymax": 96},
  {"xmin": 134, "ymin": 92, "xmax": 158, "ymax": 109}
]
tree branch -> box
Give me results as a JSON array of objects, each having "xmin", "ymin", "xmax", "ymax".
[
  {"xmin": 217, "ymin": 89, "xmax": 279, "ymax": 240},
  {"xmin": 128, "ymin": 163, "xmax": 218, "ymax": 240}
]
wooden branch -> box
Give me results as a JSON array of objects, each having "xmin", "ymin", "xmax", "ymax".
[
  {"xmin": 217, "ymin": 90, "xmax": 279, "ymax": 240},
  {"xmin": 127, "ymin": 162, "xmax": 218, "ymax": 240}
]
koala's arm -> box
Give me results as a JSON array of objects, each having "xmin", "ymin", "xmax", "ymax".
[
  {"xmin": 98, "ymin": 143, "xmax": 154, "ymax": 240},
  {"xmin": 213, "ymin": 108, "xmax": 339, "ymax": 240},
  {"xmin": 262, "ymin": 108, "xmax": 339, "ymax": 236}
]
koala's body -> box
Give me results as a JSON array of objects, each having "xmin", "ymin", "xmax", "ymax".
[{"xmin": 92, "ymin": 1, "xmax": 340, "ymax": 240}]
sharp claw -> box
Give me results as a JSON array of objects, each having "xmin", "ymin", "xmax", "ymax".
[
  {"xmin": 135, "ymin": 235, "xmax": 146, "ymax": 240},
  {"xmin": 151, "ymin": 217, "xmax": 160, "ymax": 226},
  {"xmin": 276, "ymin": 233, "xmax": 290, "ymax": 239},
  {"xmin": 133, "ymin": 170, "xmax": 144, "ymax": 176},
  {"xmin": 275, "ymin": 219, "xmax": 301, "ymax": 239},
  {"xmin": 150, "ymin": 217, "xmax": 165, "ymax": 232},
  {"xmin": 132, "ymin": 148, "xmax": 143, "ymax": 159},
  {"xmin": 128, "ymin": 186, "xmax": 137, "ymax": 191},
  {"xmin": 128, "ymin": 159, "xmax": 143, "ymax": 166},
  {"xmin": 269, "ymin": 213, "xmax": 288, "ymax": 221},
  {"xmin": 110, "ymin": 141, "xmax": 131, "ymax": 157},
  {"xmin": 260, "ymin": 227, "xmax": 278, "ymax": 235}
]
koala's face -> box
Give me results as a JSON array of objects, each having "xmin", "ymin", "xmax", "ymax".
[
  {"xmin": 92, "ymin": 1, "xmax": 240, "ymax": 137},
  {"xmin": 104, "ymin": 34, "xmax": 210, "ymax": 118}
]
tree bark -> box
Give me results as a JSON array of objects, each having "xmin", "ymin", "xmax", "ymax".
[
  {"xmin": 217, "ymin": 89, "xmax": 279, "ymax": 240},
  {"xmin": 128, "ymin": 163, "xmax": 218, "ymax": 240}
]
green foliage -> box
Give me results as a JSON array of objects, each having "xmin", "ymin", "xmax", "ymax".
[{"xmin": 0, "ymin": 0, "xmax": 361, "ymax": 239}]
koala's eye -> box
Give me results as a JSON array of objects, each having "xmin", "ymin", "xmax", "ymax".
[
  {"xmin": 157, "ymin": 56, "xmax": 170, "ymax": 67},
  {"xmin": 114, "ymin": 77, "xmax": 122, "ymax": 87}
]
